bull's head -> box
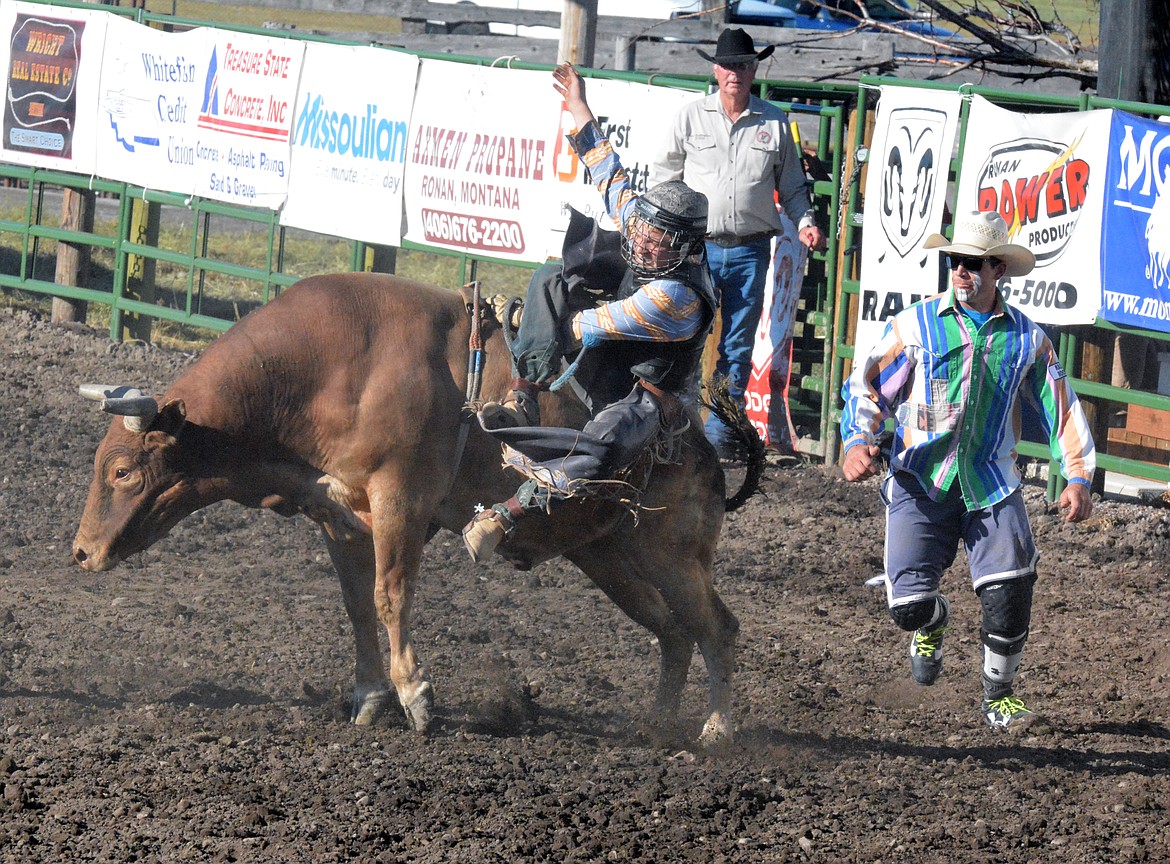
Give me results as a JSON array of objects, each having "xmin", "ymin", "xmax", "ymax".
[{"xmin": 73, "ymin": 385, "xmax": 198, "ymax": 572}]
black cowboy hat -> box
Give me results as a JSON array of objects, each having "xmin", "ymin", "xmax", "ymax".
[{"xmin": 696, "ymin": 27, "xmax": 775, "ymax": 65}]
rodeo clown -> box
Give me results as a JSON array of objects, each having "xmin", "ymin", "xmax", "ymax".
[
  {"xmin": 840, "ymin": 210, "xmax": 1096, "ymax": 730},
  {"xmin": 461, "ymin": 62, "xmax": 716, "ymax": 562}
]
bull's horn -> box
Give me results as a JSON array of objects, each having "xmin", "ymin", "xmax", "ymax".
[{"xmin": 78, "ymin": 384, "xmax": 159, "ymax": 431}]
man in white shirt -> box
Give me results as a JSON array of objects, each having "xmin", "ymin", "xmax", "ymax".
[{"xmin": 652, "ymin": 28, "xmax": 823, "ymax": 459}]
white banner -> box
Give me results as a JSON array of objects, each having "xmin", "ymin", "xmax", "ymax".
[
  {"xmin": 280, "ymin": 44, "xmax": 417, "ymax": 244},
  {"xmin": 856, "ymin": 84, "xmax": 961, "ymax": 354},
  {"xmin": 191, "ymin": 30, "xmax": 304, "ymax": 209},
  {"xmin": 0, "ymin": 1, "xmax": 108, "ymax": 175},
  {"xmin": 955, "ymin": 95, "xmax": 1110, "ymax": 325},
  {"xmin": 551, "ymin": 78, "xmax": 695, "ymax": 237},
  {"xmin": 94, "ymin": 16, "xmax": 208, "ymax": 195},
  {"xmin": 404, "ymin": 61, "xmax": 561, "ymax": 262},
  {"xmin": 744, "ymin": 214, "xmax": 808, "ymax": 450}
]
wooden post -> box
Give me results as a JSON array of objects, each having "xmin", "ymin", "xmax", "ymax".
[
  {"xmin": 1078, "ymin": 325, "xmax": 1111, "ymax": 495},
  {"xmin": 614, "ymin": 35, "xmax": 636, "ymax": 71},
  {"xmin": 123, "ymin": 197, "xmax": 161, "ymax": 343},
  {"xmin": 51, "ymin": 0, "xmax": 102, "ymax": 326},
  {"xmin": 558, "ymin": 0, "xmax": 596, "ymax": 67},
  {"xmin": 51, "ymin": 188, "xmax": 95, "ymax": 325}
]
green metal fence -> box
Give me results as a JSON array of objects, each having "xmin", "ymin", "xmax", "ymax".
[
  {"xmin": 0, "ymin": 0, "xmax": 855, "ymax": 458},
  {"xmin": 833, "ymin": 75, "xmax": 1170, "ymax": 492},
  {"xmin": 3, "ymin": 0, "xmax": 1167, "ymax": 492}
]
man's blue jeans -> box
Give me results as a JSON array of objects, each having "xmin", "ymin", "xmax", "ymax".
[{"xmin": 703, "ymin": 237, "xmax": 771, "ymax": 455}]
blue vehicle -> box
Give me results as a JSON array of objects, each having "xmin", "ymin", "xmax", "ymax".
[{"xmin": 717, "ymin": 0, "xmax": 955, "ymax": 36}]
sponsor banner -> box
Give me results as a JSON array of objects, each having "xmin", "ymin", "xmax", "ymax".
[
  {"xmin": 192, "ymin": 30, "xmax": 304, "ymax": 208},
  {"xmin": 94, "ymin": 16, "xmax": 208, "ymax": 194},
  {"xmin": 404, "ymin": 61, "xmax": 560, "ymax": 262},
  {"xmin": 0, "ymin": 1, "xmax": 108, "ymax": 173},
  {"xmin": 744, "ymin": 213, "xmax": 808, "ymax": 450},
  {"xmin": 551, "ymin": 78, "xmax": 694, "ymax": 241},
  {"xmin": 280, "ymin": 44, "xmax": 416, "ymax": 244},
  {"xmin": 956, "ymin": 95, "xmax": 1110, "ymax": 325},
  {"xmin": 856, "ymin": 85, "xmax": 961, "ymax": 355},
  {"xmin": 1100, "ymin": 111, "xmax": 1170, "ymax": 334}
]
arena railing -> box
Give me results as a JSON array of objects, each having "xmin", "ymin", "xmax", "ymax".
[
  {"xmin": 832, "ymin": 75, "xmax": 1170, "ymax": 494},
  {"xmin": 0, "ymin": 0, "xmax": 852, "ymax": 460}
]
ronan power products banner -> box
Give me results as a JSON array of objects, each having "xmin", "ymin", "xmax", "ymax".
[{"xmin": 956, "ymin": 95, "xmax": 1111, "ymax": 326}]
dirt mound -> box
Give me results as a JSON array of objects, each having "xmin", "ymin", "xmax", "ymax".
[{"xmin": 1, "ymin": 303, "xmax": 1168, "ymax": 862}]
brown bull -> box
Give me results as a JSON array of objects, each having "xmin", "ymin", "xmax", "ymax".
[{"xmin": 73, "ymin": 273, "xmax": 742, "ymax": 743}]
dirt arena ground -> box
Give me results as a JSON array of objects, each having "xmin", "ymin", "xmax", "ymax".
[{"xmin": 1, "ymin": 302, "xmax": 1169, "ymax": 863}]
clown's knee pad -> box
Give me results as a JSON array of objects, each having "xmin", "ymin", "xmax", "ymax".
[{"xmin": 889, "ymin": 595, "xmax": 946, "ymax": 632}]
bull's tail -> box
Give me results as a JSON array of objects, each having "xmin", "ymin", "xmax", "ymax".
[{"xmin": 701, "ymin": 377, "xmax": 765, "ymax": 512}]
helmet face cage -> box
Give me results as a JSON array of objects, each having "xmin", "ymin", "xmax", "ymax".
[{"xmin": 622, "ymin": 183, "xmax": 707, "ymax": 279}]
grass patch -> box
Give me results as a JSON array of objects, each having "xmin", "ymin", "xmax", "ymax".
[{"xmin": 0, "ymin": 194, "xmax": 533, "ymax": 351}]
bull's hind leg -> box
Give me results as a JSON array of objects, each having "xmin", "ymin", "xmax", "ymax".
[
  {"xmin": 568, "ymin": 545, "xmax": 698, "ymax": 728},
  {"xmin": 573, "ymin": 539, "xmax": 739, "ymax": 745},
  {"xmin": 321, "ymin": 532, "xmax": 392, "ymax": 725}
]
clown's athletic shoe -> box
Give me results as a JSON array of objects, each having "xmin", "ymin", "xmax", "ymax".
[
  {"xmin": 909, "ymin": 596, "xmax": 950, "ymax": 686},
  {"xmin": 981, "ymin": 695, "xmax": 1036, "ymax": 730}
]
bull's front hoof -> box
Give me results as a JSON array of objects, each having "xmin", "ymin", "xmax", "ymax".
[
  {"xmin": 400, "ymin": 680, "xmax": 434, "ymax": 734},
  {"xmin": 351, "ymin": 685, "xmax": 392, "ymax": 726},
  {"xmin": 698, "ymin": 711, "xmax": 733, "ymax": 746}
]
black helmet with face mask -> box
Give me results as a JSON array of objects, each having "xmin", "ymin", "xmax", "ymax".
[{"xmin": 622, "ymin": 180, "xmax": 708, "ymax": 279}]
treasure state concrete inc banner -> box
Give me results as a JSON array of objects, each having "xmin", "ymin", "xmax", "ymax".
[
  {"xmin": 856, "ymin": 85, "xmax": 961, "ymax": 354},
  {"xmin": 0, "ymin": 0, "xmax": 107, "ymax": 174},
  {"xmin": 956, "ymin": 95, "xmax": 1110, "ymax": 326},
  {"xmin": 404, "ymin": 62, "xmax": 563, "ymax": 262},
  {"xmin": 1101, "ymin": 111, "xmax": 1170, "ymax": 335},
  {"xmin": 280, "ymin": 43, "xmax": 417, "ymax": 245}
]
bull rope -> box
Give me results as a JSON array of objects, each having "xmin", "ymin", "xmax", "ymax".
[{"xmin": 448, "ymin": 280, "xmax": 484, "ymax": 497}]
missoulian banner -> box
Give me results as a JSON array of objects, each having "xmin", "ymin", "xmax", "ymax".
[
  {"xmin": 956, "ymin": 95, "xmax": 1110, "ymax": 326},
  {"xmin": 280, "ymin": 43, "xmax": 416, "ymax": 245},
  {"xmin": 856, "ymin": 85, "xmax": 961, "ymax": 354},
  {"xmin": 1100, "ymin": 111, "xmax": 1170, "ymax": 334}
]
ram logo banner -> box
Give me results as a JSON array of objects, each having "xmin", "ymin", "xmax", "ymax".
[
  {"xmin": 856, "ymin": 86, "xmax": 960, "ymax": 354},
  {"xmin": 879, "ymin": 107, "xmax": 946, "ymax": 258},
  {"xmin": 957, "ymin": 96, "xmax": 1109, "ymax": 326},
  {"xmin": 1100, "ymin": 111, "xmax": 1170, "ymax": 334}
]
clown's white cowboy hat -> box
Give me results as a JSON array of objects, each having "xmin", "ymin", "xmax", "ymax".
[{"xmin": 924, "ymin": 210, "xmax": 1035, "ymax": 277}]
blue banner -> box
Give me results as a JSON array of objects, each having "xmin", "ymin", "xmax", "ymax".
[{"xmin": 1101, "ymin": 111, "xmax": 1170, "ymax": 333}]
